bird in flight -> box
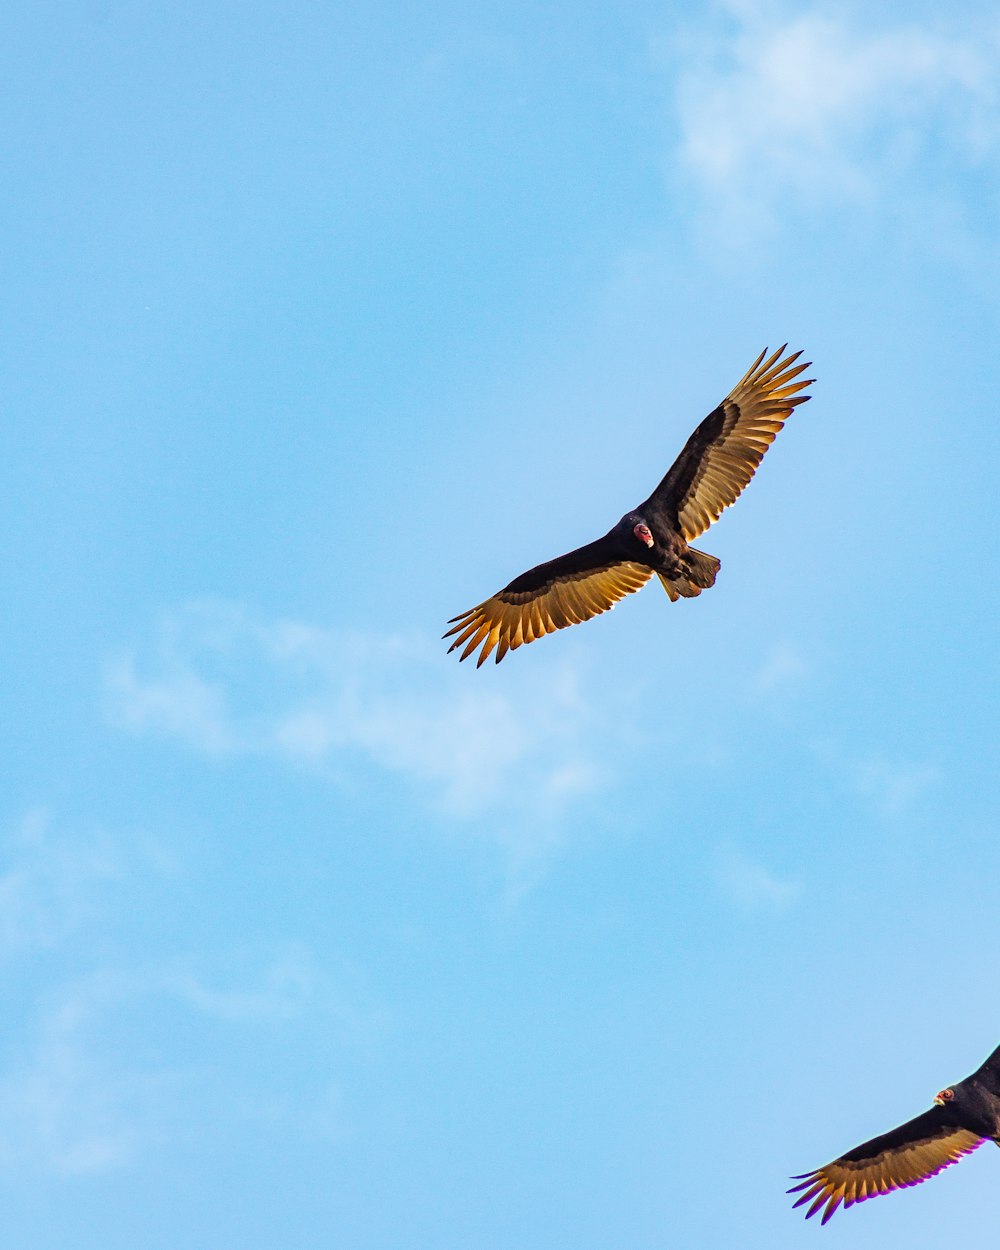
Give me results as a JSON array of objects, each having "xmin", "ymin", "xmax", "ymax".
[
  {"xmin": 789, "ymin": 1041, "xmax": 1000, "ymax": 1224},
  {"xmin": 444, "ymin": 345, "xmax": 813, "ymax": 666}
]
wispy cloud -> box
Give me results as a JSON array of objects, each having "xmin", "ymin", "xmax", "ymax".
[
  {"xmin": 0, "ymin": 806, "xmax": 378, "ymax": 1176},
  {"xmin": 0, "ymin": 944, "xmax": 376, "ymax": 1176},
  {"xmin": 106, "ymin": 602, "xmax": 613, "ymax": 838},
  {"xmin": 713, "ymin": 842, "xmax": 801, "ymax": 911},
  {"xmin": 668, "ymin": 5, "xmax": 1000, "ymax": 234},
  {"xmin": 108, "ymin": 663, "xmax": 232, "ymax": 754},
  {"xmin": 852, "ymin": 754, "xmax": 939, "ymax": 819},
  {"xmin": 811, "ymin": 738, "xmax": 939, "ymax": 819},
  {"xmin": 159, "ymin": 943, "xmax": 377, "ymax": 1035},
  {"xmin": 0, "ymin": 971, "xmax": 143, "ymax": 1174},
  {"xmin": 0, "ymin": 809, "xmax": 124, "ymax": 960},
  {"xmin": 747, "ymin": 641, "xmax": 808, "ymax": 698}
]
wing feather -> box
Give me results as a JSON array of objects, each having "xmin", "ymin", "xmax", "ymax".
[
  {"xmin": 788, "ymin": 1108, "xmax": 985, "ymax": 1224},
  {"xmin": 444, "ymin": 540, "xmax": 653, "ymax": 666},
  {"xmin": 650, "ymin": 346, "xmax": 813, "ymax": 541}
]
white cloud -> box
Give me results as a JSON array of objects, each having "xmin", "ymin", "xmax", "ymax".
[
  {"xmin": 163, "ymin": 953, "xmax": 322, "ymax": 1024},
  {"xmin": 747, "ymin": 640, "xmax": 808, "ymax": 697},
  {"xmin": 0, "ymin": 944, "xmax": 376, "ymax": 1176},
  {"xmin": 0, "ymin": 809, "xmax": 124, "ymax": 960},
  {"xmin": 417, "ymin": 32, "xmax": 520, "ymax": 83},
  {"xmin": 108, "ymin": 661, "xmax": 232, "ymax": 754},
  {"xmin": 106, "ymin": 602, "xmax": 611, "ymax": 835},
  {"xmin": 159, "ymin": 944, "xmax": 377, "ymax": 1036},
  {"xmin": 0, "ymin": 804, "xmax": 377, "ymax": 1175},
  {"xmin": 714, "ymin": 842, "xmax": 801, "ymax": 910},
  {"xmin": 0, "ymin": 972, "xmax": 140, "ymax": 1174},
  {"xmin": 852, "ymin": 754, "xmax": 939, "ymax": 819},
  {"xmin": 811, "ymin": 738, "xmax": 939, "ymax": 818},
  {"xmin": 668, "ymin": 5, "xmax": 1000, "ymax": 230},
  {"xmin": 231, "ymin": 1080, "xmax": 351, "ymax": 1145}
]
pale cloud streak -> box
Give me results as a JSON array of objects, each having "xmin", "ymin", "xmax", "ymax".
[
  {"xmin": 0, "ymin": 945, "xmax": 374, "ymax": 1176},
  {"xmin": 852, "ymin": 754, "xmax": 939, "ymax": 819},
  {"xmin": 159, "ymin": 944, "xmax": 378, "ymax": 1036},
  {"xmin": 0, "ymin": 807, "xmax": 377, "ymax": 1176},
  {"xmin": 713, "ymin": 842, "xmax": 801, "ymax": 911},
  {"xmin": 0, "ymin": 809, "xmax": 124, "ymax": 960},
  {"xmin": 668, "ymin": 5, "xmax": 1000, "ymax": 231},
  {"xmin": 747, "ymin": 641, "xmax": 808, "ymax": 698},
  {"xmin": 811, "ymin": 737, "xmax": 939, "ymax": 818},
  {"xmin": 0, "ymin": 971, "xmax": 143, "ymax": 1174},
  {"xmin": 106, "ymin": 602, "xmax": 612, "ymax": 834}
]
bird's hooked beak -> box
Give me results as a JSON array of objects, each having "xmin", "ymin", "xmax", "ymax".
[
  {"xmin": 633, "ymin": 522, "xmax": 654, "ymax": 548},
  {"xmin": 934, "ymin": 1090, "xmax": 951, "ymax": 1106}
]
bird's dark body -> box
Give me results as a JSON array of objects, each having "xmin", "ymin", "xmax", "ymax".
[
  {"xmin": 504, "ymin": 511, "xmax": 699, "ymax": 596},
  {"xmin": 949, "ymin": 1075, "xmax": 1000, "ymax": 1141},
  {"xmin": 633, "ymin": 504, "xmax": 707, "ymax": 583}
]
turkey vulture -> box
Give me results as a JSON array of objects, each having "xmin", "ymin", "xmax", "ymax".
[
  {"xmin": 789, "ymin": 1041, "xmax": 1000, "ymax": 1223},
  {"xmin": 444, "ymin": 345, "xmax": 812, "ymax": 666}
]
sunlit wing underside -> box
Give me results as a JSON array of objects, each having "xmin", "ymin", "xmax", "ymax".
[
  {"xmin": 444, "ymin": 560, "xmax": 653, "ymax": 667},
  {"xmin": 658, "ymin": 346, "xmax": 813, "ymax": 541},
  {"xmin": 789, "ymin": 1115, "xmax": 984, "ymax": 1224}
]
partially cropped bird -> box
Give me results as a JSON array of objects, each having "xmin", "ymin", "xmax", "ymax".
[
  {"xmin": 444, "ymin": 345, "xmax": 812, "ymax": 666},
  {"xmin": 789, "ymin": 1041, "xmax": 1000, "ymax": 1224}
]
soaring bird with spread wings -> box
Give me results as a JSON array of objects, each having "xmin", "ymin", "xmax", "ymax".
[
  {"xmin": 789, "ymin": 1041, "xmax": 1000, "ymax": 1224},
  {"xmin": 445, "ymin": 346, "xmax": 813, "ymax": 666}
]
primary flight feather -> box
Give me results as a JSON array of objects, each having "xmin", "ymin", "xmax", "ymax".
[{"xmin": 444, "ymin": 345, "xmax": 813, "ymax": 666}]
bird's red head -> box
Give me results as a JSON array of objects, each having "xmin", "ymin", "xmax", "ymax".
[
  {"xmin": 934, "ymin": 1088, "xmax": 955, "ymax": 1106},
  {"xmin": 633, "ymin": 522, "xmax": 654, "ymax": 548}
]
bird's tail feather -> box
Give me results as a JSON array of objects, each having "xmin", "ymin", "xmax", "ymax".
[{"xmin": 657, "ymin": 547, "xmax": 721, "ymax": 602}]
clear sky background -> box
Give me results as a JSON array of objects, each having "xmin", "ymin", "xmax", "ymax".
[{"xmin": 3, "ymin": 1, "xmax": 1000, "ymax": 1246}]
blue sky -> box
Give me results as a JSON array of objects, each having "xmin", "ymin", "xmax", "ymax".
[{"xmin": 4, "ymin": 1, "xmax": 1000, "ymax": 1245}]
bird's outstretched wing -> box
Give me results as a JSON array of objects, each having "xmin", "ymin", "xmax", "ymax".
[
  {"xmin": 788, "ymin": 1108, "xmax": 985, "ymax": 1224},
  {"xmin": 444, "ymin": 536, "xmax": 652, "ymax": 667},
  {"xmin": 650, "ymin": 346, "xmax": 813, "ymax": 540}
]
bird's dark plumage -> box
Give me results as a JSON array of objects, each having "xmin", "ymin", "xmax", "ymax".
[
  {"xmin": 444, "ymin": 345, "xmax": 813, "ymax": 665},
  {"xmin": 789, "ymin": 1042, "xmax": 1000, "ymax": 1223}
]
